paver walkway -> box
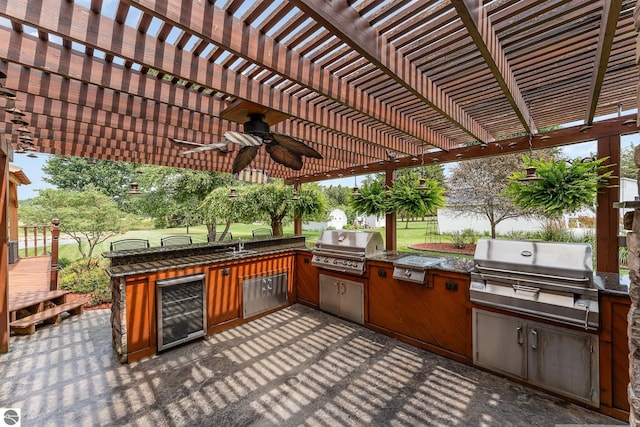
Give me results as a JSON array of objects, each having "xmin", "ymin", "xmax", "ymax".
[{"xmin": 0, "ymin": 304, "xmax": 625, "ymax": 426}]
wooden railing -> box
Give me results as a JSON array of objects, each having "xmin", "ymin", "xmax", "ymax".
[{"xmin": 14, "ymin": 219, "xmax": 60, "ymax": 290}]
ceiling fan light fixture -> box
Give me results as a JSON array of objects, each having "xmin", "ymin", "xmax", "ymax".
[
  {"xmin": 540, "ymin": 135, "xmax": 551, "ymax": 141},
  {"xmin": 508, "ymin": 142, "xmax": 518, "ymax": 148},
  {"xmin": 479, "ymin": 142, "xmax": 488, "ymax": 149},
  {"xmin": 623, "ymin": 119, "xmax": 637, "ymax": 126}
]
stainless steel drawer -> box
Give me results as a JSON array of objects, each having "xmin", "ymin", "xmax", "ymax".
[{"xmin": 242, "ymin": 272, "xmax": 288, "ymax": 318}]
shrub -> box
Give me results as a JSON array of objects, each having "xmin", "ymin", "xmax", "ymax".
[
  {"xmin": 58, "ymin": 258, "xmax": 111, "ymax": 306},
  {"xmin": 619, "ymin": 246, "xmax": 629, "ymax": 267},
  {"xmin": 57, "ymin": 257, "xmax": 72, "ymax": 270}
]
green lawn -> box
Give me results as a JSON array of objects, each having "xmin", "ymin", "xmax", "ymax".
[{"xmin": 54, "ymin": 220, "xmax": 463, "ymax": 262}]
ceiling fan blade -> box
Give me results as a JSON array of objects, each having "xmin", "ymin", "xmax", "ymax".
[
  {"xmin": 232, "ymin": 145, "xmax": 259, "ymax": 174},
  {"xmin": 265, "ymin": 143, "xmax": 303, "ymax": 170},
  {"xmin": 169, "ymin": 137, "xmax": 208, "ymax": 147},
  {"xmin": 179, "ymin": 142, "xmax": 232, "ymax": 155},
  {"xmin": 271, "ymin": 133, "xmax": 323, "ymax": 159},
  {"xmin": 224, "ymin": 131, "xmax": 263, "ymax": 147}
]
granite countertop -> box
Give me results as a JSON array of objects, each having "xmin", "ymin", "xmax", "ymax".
[
  {"xmin": 593, "ymin": 271, "xmax": 630, "ymax": 296},
  {"xmin": 107, "ymin": 243, "xmax": 304, "ymax": 277},
  {"xmin": 367, "ymin": 251, "xmax": 475, "ymax": 274}
]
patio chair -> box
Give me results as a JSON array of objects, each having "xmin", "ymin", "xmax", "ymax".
[
  {"xmin": 251, "ymin": 228, "xmax": 273, "ymax": 239},
  {"xmin": 207, "ymin": 232, "xmax": 233, "ymax": 242},
  {"xmin": 110, "ymin": 238, "xmax": 150, "ymax": 252},
  {"xmin": 160, "ymin": 235, "xmax": 193, "ymax": 247}
]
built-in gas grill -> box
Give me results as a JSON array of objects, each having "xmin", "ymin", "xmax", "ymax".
[
  {"xmin": 470, "ymin": 239, "xmax": 599, "ymax": 330},
  {"xmin": 312, "ymin": 230, "xmax": 384, "ymax": 275}
]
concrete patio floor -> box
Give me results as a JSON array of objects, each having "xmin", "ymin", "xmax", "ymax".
[{"xmin": 0, "ymin": 304, "xmax": 624, "ymax": 426}]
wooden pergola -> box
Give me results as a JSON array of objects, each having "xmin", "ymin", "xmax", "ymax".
[{"xmin": 0, "ymin": 1, "xmax": 638, "ymax": 352}]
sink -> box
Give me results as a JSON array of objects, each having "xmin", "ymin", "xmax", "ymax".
[
  {"xmin": 394, "ymin": 255, "xmax": 442, "ymax": 268},
  {"xmin": 226, "ymin": 250, "xmax": 258, "ymax": 258}
]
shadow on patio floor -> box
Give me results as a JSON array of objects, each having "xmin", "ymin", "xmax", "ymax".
[{"xmin": 0, "ymin": 304, "xmax": 624, "ymax": 426}]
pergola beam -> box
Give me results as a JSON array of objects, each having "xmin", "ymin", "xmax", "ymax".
[
  {"xmin": 0, "ymin": 25, "xmax": 390, "ymax": 162},
  {"xmin": 289, "ymin": 0, "xmax": 494, "ymax": 144},
  {"xmin": 122, "ymin": 0, "xmax": 454, "ymax": 150},
  {"xmin": 585, "ymin": 0, "xmax": 624, "ymax": 124},
  {"xmin": 451, "ymin": 0, "xmax": 536, "ymax": 134}
]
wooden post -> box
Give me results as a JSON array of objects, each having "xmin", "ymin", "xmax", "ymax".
[
  {"xmin": 293, "ymin": 182, "xmax": 302, "ymax": 236},
  {"xmin": 596, "ymin": 134, "xmax": 620, "ymax": 273},
  {"xmin": 385, "ymin": 169, "xmax": 397, "ymax": 251},
  {"xmin": 49, "ymin": 218, "xmax": 60, "ymax": 291},
  {"xmin": 0, "ymin": 139, "xmax": 10, "ymax": 353}
]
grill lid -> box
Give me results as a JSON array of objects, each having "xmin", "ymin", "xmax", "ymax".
[
  {"xmin": 474, "ymin": 239, "xmax": 592, "ymax": 282},
  {"xmin": 313, "ymin": 230, "xmax": 384, "ymax": 257}
]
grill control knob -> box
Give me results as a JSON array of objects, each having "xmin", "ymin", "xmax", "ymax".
[
  {"xmin": 324, "ymin": 257, "xmax": 329, "ymax": 263},
  {"xmin": 333, "ymin": 259, "xmax": 339, "ymax": 264}
]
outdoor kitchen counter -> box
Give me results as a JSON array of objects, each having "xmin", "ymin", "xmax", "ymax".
[
  {"xmin": 104, "ymin": 236, "xmax": 306, "ymax": 277},
  {"xmin": 367, "ymin": 251, "xmax": 475, "ymax": 274},
  {"xmin": 594, "ymin": 271, "xmax": 630, "ymax": 295}
]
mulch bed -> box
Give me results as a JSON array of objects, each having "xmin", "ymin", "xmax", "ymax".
[
  {"xmin": 408, "ymin": 242, "xmax": 476, "ymax": 255},
  {"xmin": 66, "ymin": 293, "xmax": 111, "ymax": 310}
]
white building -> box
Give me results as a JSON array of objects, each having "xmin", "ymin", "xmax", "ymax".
[{"xmin": 303, "ymin": 208, "xmax": 348, "ymax": 231}]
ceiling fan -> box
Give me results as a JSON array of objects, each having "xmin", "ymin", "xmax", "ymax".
[
  {"xmin": 226, "ymin": 113, "xmax": 323, "ymax": 174},
  {"xmin": 171, "ymin": 101, "xmax": 323, "ymax": 173}
]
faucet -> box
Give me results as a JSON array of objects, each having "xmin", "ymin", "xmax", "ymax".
[{"xmin": 238, "ymin": 238, "xmax": 244, "ymax": 252}]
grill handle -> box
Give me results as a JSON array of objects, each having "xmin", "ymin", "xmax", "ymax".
[
  {"xmin": 313, "ymin": 247, "xmax": 366, "ymax": 258},
  {"xmin": 476, "ymin": 265, "xmax": 590, "ymax": 284},
  {"xmin": 516, "ymin": 326, "xmax": 524, "ymax": 345},
  {"xmin": 530, "ymin": 329, "xmax": 538, "ymax": 349},
  {"xmin": 512, "ymin": 284, "xmax": 540, "ymax": 296}
]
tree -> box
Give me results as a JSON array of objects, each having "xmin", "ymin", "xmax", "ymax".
[
  {"xmin": 200, "ymin": 186, "xmax": 249, "ymax": 240},
  {"xmin": 505, "ymin": 156, "xmax": 613, "ymax": 222},
  {"xmin": 42, "ymin": 156, "xmax": 137, "ymax": 210},
  {"xmin": 447, "ymin": 153, "xmax": 531, "ymax": 238},
  {"xmin": 135, "ymin": 166, "xmax": 232, "ymax": 233},
  {"xmin": 244, "ymin": 182, "xmax": 295, "ymax": 237},
  {"xmin": 621, "ymin": 143, "xmax": 637, "ymax": 179},
  {"xmin": 20, "ymin": 188, "xmax": 130, "ymax": 259},
  {"xmin": 388, "ymin": 170, "xmax": 445, "ymax": 228},
  {"xmin": 323, "ymin": 185, "xmax": 352, "ymax": 209}
]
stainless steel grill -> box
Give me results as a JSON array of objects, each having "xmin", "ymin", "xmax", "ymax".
[
  {"xmin": 470, "ymin": 239, "xmax": 598, "ymax": 330},
  {"xmin": 312, "ymin": 230, "xmax": 384, "ymax": 275}
]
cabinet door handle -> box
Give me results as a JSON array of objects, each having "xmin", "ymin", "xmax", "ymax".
[
  {"xmin": 334, "ymin": 282, "xmax": 340, "ymax": 294},
  {"xmin": 516, "ymin": 326, "xmax": 524, "ymax": 345},
  {"xmin": 530, "ymin": 329, "xmax": 538, "ymax": 350},
  {"xmin": 340, "ymin": 283, "xmax": 347, "ymax": 295}
]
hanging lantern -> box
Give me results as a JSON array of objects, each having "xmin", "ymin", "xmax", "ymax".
[
  {"xmin": 518, "ymin": 166, "xmax": 543, "ymax": 182},
  {"xmin": 417, "ymin": 178, "xmax": 427, "ymax": 191},
  {"xmin": 228, "ymin": 187, "xmax": 238, "ymax": 198},
  {"xmin": 292, "ymin": 190, "xmax": 299, "ymax": 201},
  {"xmin": 128, "ymin": 182, "xmax": 141, "ymax": 195}
]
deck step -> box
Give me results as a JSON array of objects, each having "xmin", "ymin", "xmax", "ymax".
[
  {"xmin": 9, "ymin": 290, "xmax": 70, "ymax": 313},
  {"xmin": 10, "ymin": 302, "xmax": 85, "ymax": 335}
]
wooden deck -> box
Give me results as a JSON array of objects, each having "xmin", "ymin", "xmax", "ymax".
[{"xmin": 8, "ymin": 256, "xmax": 52, "ymax": 311}]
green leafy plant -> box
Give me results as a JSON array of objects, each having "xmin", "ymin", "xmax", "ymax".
[
  {"xmin": 58, "ymin": 258, "xmax": 111, "ymax": 306},
  {"xmin": 505, "ymin": 156, "xmax": 614, "ymax": 219}
]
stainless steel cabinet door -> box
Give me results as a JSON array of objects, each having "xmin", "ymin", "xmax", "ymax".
[
  {"xmin": 319, "ymin": 274, "xmax": 341, "ymax": 316},
  {"xmin": 527, "ymin": 322, "xmax": 599, "ymax": 406},
  {"xmin": 473, "ymin": 309, "xmax": 527, "ymax": 379},
  {"xmin": 340, "ymin": 278, "xmax": 364, "ymax": 324}
]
